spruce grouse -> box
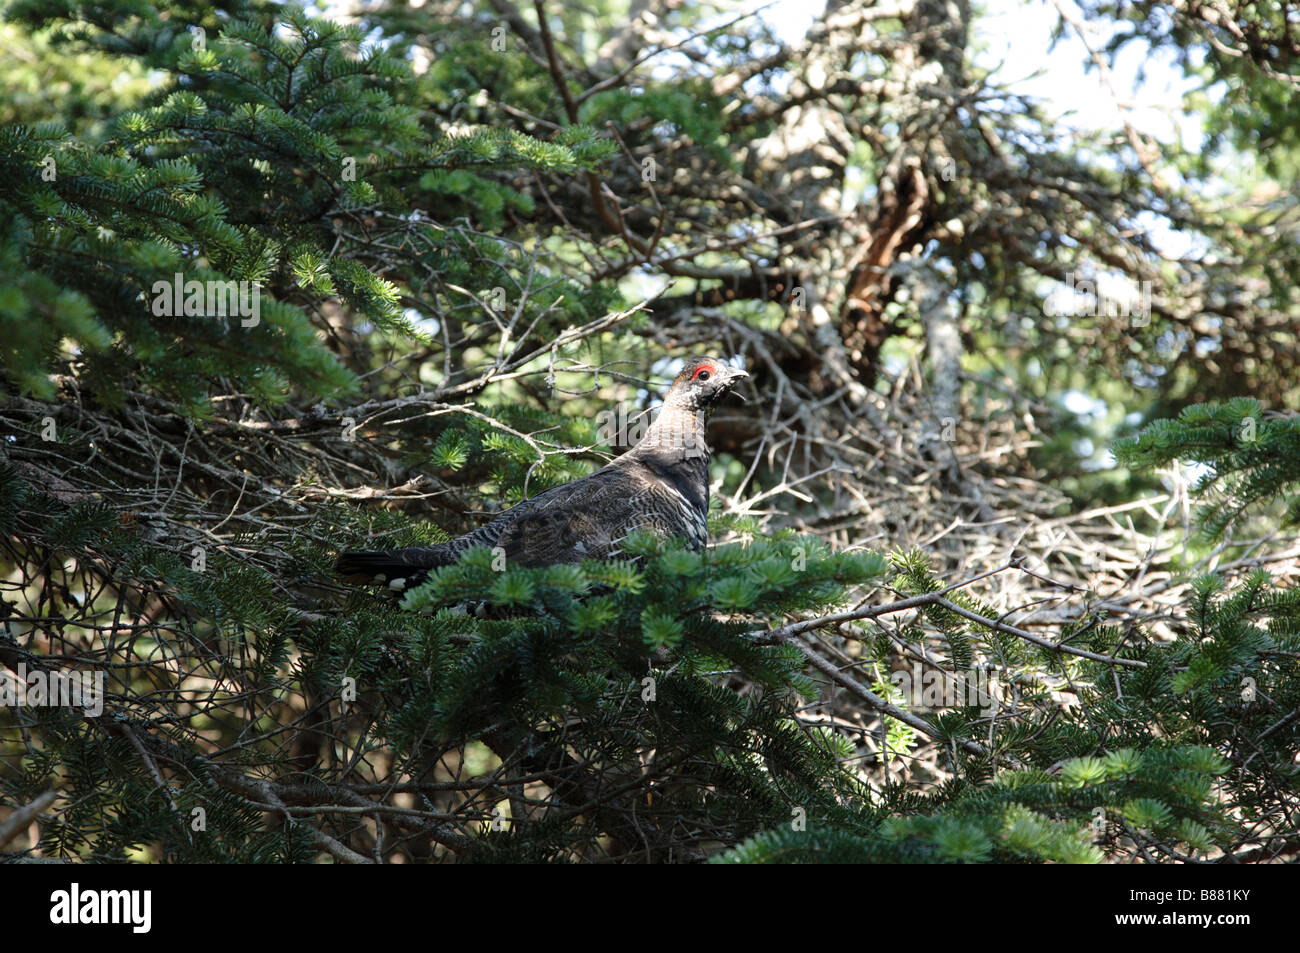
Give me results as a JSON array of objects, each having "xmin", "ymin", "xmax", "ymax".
[{"xmin": 336, "ymin": 357, "xmax": 749, "ymax": 589}]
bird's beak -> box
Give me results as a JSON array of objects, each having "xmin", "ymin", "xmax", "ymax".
[{"xmin": 727, "ymin": 366, "xmax": 749, "ymax": 401}]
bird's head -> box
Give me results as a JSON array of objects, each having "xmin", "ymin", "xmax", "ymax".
[{"xmin": 665, "ymin": 357, "xmax": 749, "ymax": 413}]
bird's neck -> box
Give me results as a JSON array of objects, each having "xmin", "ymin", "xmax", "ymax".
[{"xmin": 635, "ymin": 398, "xmax": 710, "ymax": 461}]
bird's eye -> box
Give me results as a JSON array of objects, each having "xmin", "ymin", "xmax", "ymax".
[{"xmin": 696, "ymin": 370, "xmax": 710, "ymax": 382}]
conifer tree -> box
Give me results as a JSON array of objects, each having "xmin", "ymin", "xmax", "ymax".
[{"xmin": 1, "ymin": 0, "xmax": 1295, "ymax": 864}]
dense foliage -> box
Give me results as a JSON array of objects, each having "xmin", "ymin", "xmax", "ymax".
[{"xmin": 1, "ymin": 0, "xmax": 1296, "ymax": 863}]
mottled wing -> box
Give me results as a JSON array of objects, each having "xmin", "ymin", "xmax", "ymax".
[{"xmin": 492, "ymin": 459, "xmax": 704, "ymax": 566}]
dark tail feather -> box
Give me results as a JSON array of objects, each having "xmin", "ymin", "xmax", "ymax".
[{"xmin": 335, "ymin": 547, "xmax": 449, "ymax": 588}]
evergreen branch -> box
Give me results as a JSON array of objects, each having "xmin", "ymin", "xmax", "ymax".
[
  {"xmin": 249, "ymin": 781, "xmax": 376, "ymax": 865},
  {"xmin": 92, "ymin": 711, "xmax": 476, "ymax": 856},
  {"xmin": 928, "ymin": 596, "xmax": 1146, "ymax": 668},
  {"xmin": 748, "ymin": 560, "xmax": 1147, "ymax": 668},
  {"xmin": 532, "ymin": 0, "xmax": 580, "ymax": 124},
  {"xmin": 0, "ymin": 790, "xmax": 59, "ymax": 847},
  {"xmin": 788, "ymin": 633, "xmax": 990, "ymax": 758},
  {"xmin": 747, "ymin": 561, "xmax": 1017, "ymax": 645}
]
